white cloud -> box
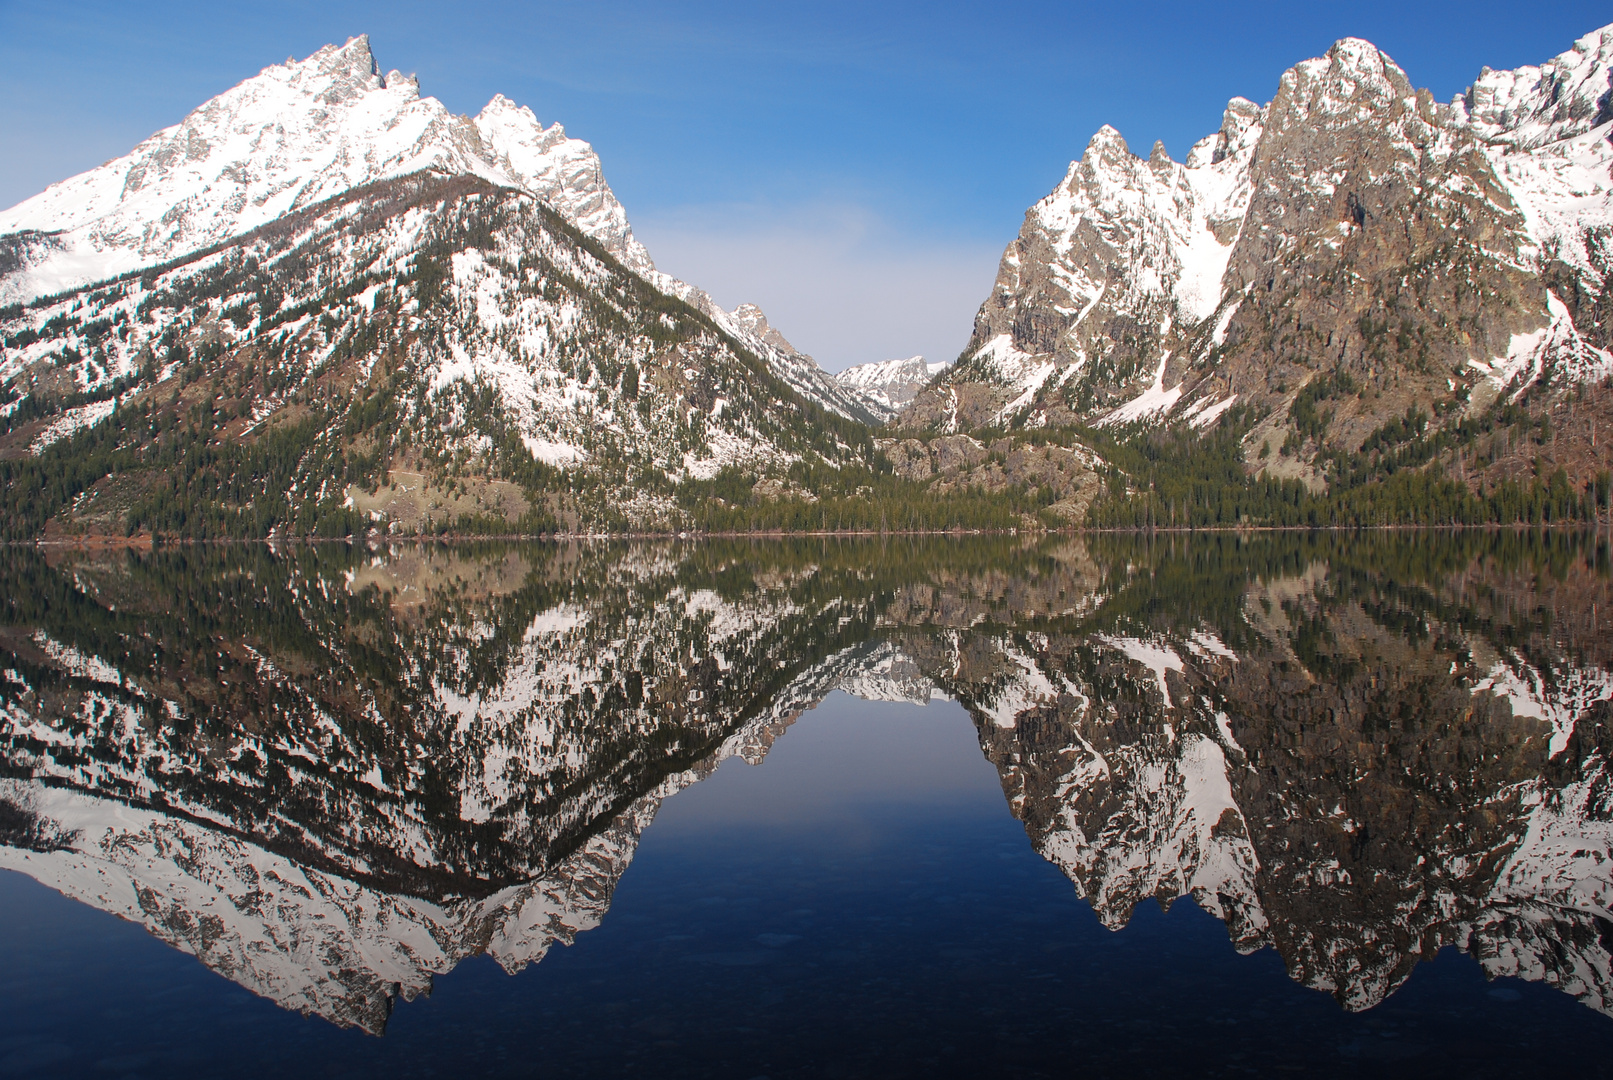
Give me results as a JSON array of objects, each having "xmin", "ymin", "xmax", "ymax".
[{"xmin": 632, "ymin": 200, "xmax": 1001, "ymax": 372}]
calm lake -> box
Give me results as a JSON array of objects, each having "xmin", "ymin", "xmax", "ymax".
[{"xmin": 2, "ymin": 533, "xmax": 1611, "ymax": 1078}]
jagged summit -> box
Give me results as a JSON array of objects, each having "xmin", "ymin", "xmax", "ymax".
[
  {"xmin": 903, "ymin": 20, "xmax": 1613, "ymax": 500},
  {"xmin": 1457, "ymin": 23, "xmax": 1613, "ymax": 148},
  {"xmin": 297, "ymin": 32, "xmax": 389, "ymax": 87},
  {"xmin": 729, "ymin": 302, "xmax": 801, "ymax": 355},
  {"xmin": 1185, "ymin": 97, "xmax": 1264, "ymax": 168},
  {"xmin": 0, "ymin": 35, "xmax": 647, "ymax": 302}
]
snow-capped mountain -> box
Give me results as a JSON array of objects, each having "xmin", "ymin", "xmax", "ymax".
[
  {"xmin": 0, "ymin": 37, "xmax": 882, "ymax": 534},
  {"xmin": 906, "ymin": 23, "xmax": 1613, "ymax": 495},
  {"xmin": 0, "ymin": 36, "xmax": 875, "ymax": 423},
  {"xmin": 835, "ymin": 355, "xmax": 949, "ymax": 422},
  {"xmin": 0, "ymin": 37, "xmax": 652, "ymax": 303}
]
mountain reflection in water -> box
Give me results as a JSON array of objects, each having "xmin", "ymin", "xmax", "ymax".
[{"xmin": 1, "ymin": 533, "xmax": 1611, "ymax": 1040}]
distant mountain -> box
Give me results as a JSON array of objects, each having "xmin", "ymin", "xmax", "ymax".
[
  {"xmin": 0, "ymin": 37, "xmax": 888, "ymax": 538},
  {"xmin": 904, "ymin": 24, "xmax": 1613, "ymax": 508},
  {"xmin": 835, "ymin": 355, "xmax": 949, "ymax": 422}
]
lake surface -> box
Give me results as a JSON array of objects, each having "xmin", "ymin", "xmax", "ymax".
[{"xmin": 2, "ymin": 533, "xmax": 1612, "ymax": 1077}]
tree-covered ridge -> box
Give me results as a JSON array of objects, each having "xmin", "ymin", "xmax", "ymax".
[
  {"xmin": 1077, "ymin": 406, "xmax": 1613, "ymax": 528},
  {"xmin": 0, "ymin": 172, "xmax": 900, "ymax": 540}
]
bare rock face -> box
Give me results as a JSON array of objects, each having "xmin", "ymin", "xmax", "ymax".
[
  {"xmin": 874, "ymin": 432, "xmax": 1103, "ymax": 524},
  {"xmin": 904, "ymin": 110, "xmax": 1259, "ymax": 432},
  {"xmin": 1211, "ymin": 39, "xmax": 1544, "ymax": 449},
  {"xmin": 907, "ymin": 25, "xmax": 1613, "ymax": 465}
]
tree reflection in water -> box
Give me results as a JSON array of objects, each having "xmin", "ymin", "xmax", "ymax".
[{"xmin": 1, "ymin": 532, "xmax": 1610, "ymax": 1034}]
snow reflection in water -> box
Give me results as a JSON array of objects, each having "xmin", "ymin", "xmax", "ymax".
[{"xmin": 0, "ymin": 533, "xmax": 1611, "ymax": 1066}]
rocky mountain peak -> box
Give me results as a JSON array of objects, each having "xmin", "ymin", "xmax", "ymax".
[
  {"xmin": 729, "ymin": 301, "xmax": 773, "ymax": 336},
  {"xmin": 1457, "ymin": 21, "xmax": 1613, "ymax": 149},
  {"xmin": 299, "ymin": 34, "xmax": 385, "ymax": 100},
  {"xmin": 0, "ymin": 36, "xmax": 478, "ymax": 300},
  {"xmin": 1186, "ymin": 96, "xmax": 1265, "ymax": 167},
  {"xmin": 902, "ymin": 18, "xmax": 1613, "ymax": 493},
  {"xmin": 470, "ymin": 92, "xmax": 653, "ymax": 274},
  {"xmin": 1077, "ymin": 125, "xmax": 1132, "ymax": 171},
  {"xmin": 728, "ymin": 302, "xmax": 806, "ymax": 355},
  {"xmin": 1270, "ymin": 38, "xmax": 1414, "ymax": 136}
]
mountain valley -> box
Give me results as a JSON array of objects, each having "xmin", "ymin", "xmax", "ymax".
[{"xmin": 1, "ymin": 27, "xmax": 1613, "ymax": 537}]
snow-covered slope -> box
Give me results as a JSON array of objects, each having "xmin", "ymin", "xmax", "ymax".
[
  {"xmin": 0, "ymin": 37, "xmax": 644, "ymax": 297},
  {"xmin": 0, "ymin": 36, "xmax": 872, "ymax": 425},
  {"xmin": 1454, "ymin": 25, "xmax": 1613, "ymax": 379}
]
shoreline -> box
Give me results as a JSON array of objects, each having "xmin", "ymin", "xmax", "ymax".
[{"xmin": 11, "ymin": 519, "xmax": 1611, "ymax": 549}]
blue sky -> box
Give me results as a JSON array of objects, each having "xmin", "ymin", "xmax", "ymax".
[{"xmin": 2, "ymin": 1, "xmax": 1607, "ymax": 369}]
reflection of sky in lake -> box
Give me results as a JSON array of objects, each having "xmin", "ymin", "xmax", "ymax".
[
  {"xmin": 4, "ymin": 686, "xmax": 1613, "ymax": 1078},
  {"xmin": 653, "ymin": 691, "xmax": 1003, "ymax": 828}
]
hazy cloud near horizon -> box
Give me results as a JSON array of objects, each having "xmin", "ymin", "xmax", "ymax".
[{"xmin": 634, "ymin": 201, "xmax": 1002, "ymax": 373}]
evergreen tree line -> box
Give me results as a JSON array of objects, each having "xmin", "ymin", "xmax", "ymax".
[{"xmin": 1080, "ymin": 411, "xmax": 1612, "ymax": 529}]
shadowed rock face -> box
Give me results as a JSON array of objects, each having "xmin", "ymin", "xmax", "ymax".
[{"xmin": 1, "ymin": 534, "xmax": 1610, "ymax": 1030}]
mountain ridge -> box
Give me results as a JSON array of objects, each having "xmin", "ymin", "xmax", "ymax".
[
  {"xmin": 0, "ymin": 35, "xmax": 880, "ymax": 427},
  {"xmin": 835, "ymin": 354, "xmax": 948, "ymax": 421},
  {"xmin": 900, "ymin": 23, "xmax": 1613, "ymax": 522},
  {"xmin": 4, "ymin": 27, "xmax": 1613, "ymax": 537}
]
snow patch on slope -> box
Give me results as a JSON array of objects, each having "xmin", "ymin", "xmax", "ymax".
[{"xmin": 1096, "ymin": 353, "xmax": 1183, "ymax": 427}]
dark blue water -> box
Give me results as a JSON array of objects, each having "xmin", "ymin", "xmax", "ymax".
[{"xmin": 4, "ymin": 691, "xmax": 1610, "ymax": 1079}]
